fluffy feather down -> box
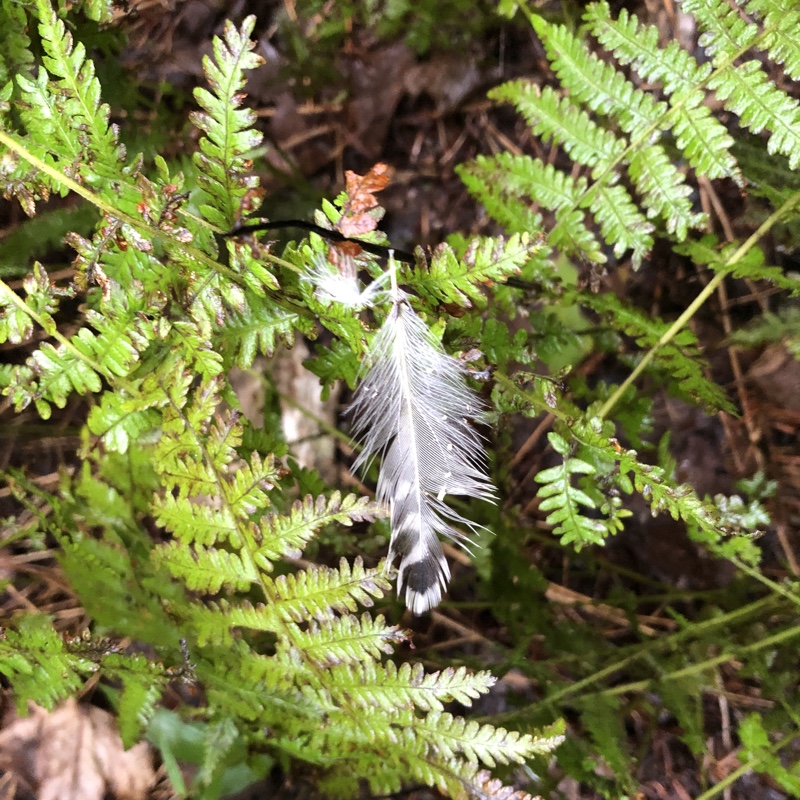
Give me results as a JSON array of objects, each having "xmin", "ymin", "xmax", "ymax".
[{"xmin": 349, "ymin": 299, "xmax": 496, "ymax": 614}]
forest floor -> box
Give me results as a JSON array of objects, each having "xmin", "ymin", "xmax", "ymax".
[{"xmin": 2, "ymin": 1, "xmax": 800, "ymax": 799}]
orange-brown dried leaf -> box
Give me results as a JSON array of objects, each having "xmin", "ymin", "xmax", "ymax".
[
  {"xmin": 345, "ymin": 162, "xmax": 392, "ymax": 211},
  {"xmin": 337, "ymin": 163, "xmax": 393, "ymax": 238},
  {"xmin": 337, "ymin": 213, "xmax": 380, "ymax": 238}
]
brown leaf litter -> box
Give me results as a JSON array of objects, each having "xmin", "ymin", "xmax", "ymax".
[{"xmin": 0, "ymin": 698, "xmax": 154, "ymax": 800}]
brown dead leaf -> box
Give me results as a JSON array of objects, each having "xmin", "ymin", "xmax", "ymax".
[
  {"xmin": 0, "ymin": 773, "xmax": 16, "ymax": 800},
  {"xmin": 345, "ymin": 42, "xmax": 414, "ymax": 158},
  {"xmin": 0, "ymin": 698, "xmax": 155, "ymax": 800},
  {"xmin": 748, "ymin": 342, "xmax": 800, "ymax": 411},
  {"xmin": 345, "ymin": 162, "xmax": 392, "ymax": 210},
  {"xmin": 337, "ymin": 163, "xmax": 392, "ymax": 238},
  {"xmin": 403, "ymin": 53, "xmax": 484, "ymax": 112}
]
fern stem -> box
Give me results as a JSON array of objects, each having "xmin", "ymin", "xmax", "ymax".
[
  {"xmin": 600, "ymin": 622, "xmax": 800, "ymax": 697},
  {"xmin": 0, "ymin": 130, "xmax": 117, "ymax": 220},
  {"xmin": 597, "ymin": 191, "xmax": 800, "ymax": 419},
  {"xmin": 0, "ymin": 129, "xmax": 238, "ymax": 282},
  {"xmin": 730, "ymin": 556, "xmax": 800, "ymax": 610},
  {"xmin": 484, "ymin": 592, "xmax": 782, "ymax": 724},
  {"xmin": 0, "ymin": 277, "xmax": 107, "ymax": 376},
  {"xmin": 694, "ymin": 733, "xmax": 792, "ymax": 800},
  {"xmin": 552, "ymin": 596, "xmax": 780, "ymax": 704}
]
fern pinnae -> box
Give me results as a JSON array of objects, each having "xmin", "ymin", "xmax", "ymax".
[{"xmin": 348, "ymin": 262, "xmax": 496, "ymax": 615}]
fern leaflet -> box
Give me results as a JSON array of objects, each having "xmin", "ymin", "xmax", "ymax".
[{"xmin": 190, "ymin": 16, "xmax": 263, "ymax": 229}]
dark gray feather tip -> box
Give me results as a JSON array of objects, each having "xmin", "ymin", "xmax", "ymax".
[{"xmin": 398, "ymin": 554, "xmax": 450, "ymax": 616}]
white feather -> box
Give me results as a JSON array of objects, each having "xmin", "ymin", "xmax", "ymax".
[{"xmin": 348, "ymin": 297, "xmax": 496, "ymax": 614}]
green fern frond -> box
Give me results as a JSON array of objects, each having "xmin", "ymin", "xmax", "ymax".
[
  {"xmin": 222, "ymin": 450, "xmax": 279, "ymax": 514},
  {"xmin": 57, "ymin": 533, "xmax": 184, "ymax": 649},
  {"xmin": 163, "ymin": 375, "xmax": 220, "ymax": 434},
  {"xmin": 0, "ymin": 615, "xmax": 93, "ymax": 710},
  {"xmin": 318, "ymin": 743, "xmax": 556, "ymax": 800},
  {"xmin": 407, "ymin": 233, "xmax": 537, "ymax": 308},
  {"xmin": 196, "ymin": 718, "xmax": 243, "ymax": 790},
  {"xmin": 576, "ymin": 289, "xmax": 736, "ymax": 412},
  {"xmin": 457, "ymin": 160, "xmax": 544, "ymax": 235},
  {"xmin": 288, "ymin": 613, "xmax": 407, "ymax": 668},
  {"xmin": 413, "ymin": 710, "xmax": 560, "ymax": 767},
  {"xmin": 535, "ymin": 432, "xmax": 615, "ymax": 548},
  {"xmin": 304, "ymin": 337, "xmax": 362, "ymax": 394},
  {"xmin": 590, "ymin": 182, "xmax": 654, "ymax": 264},
  {"xmin": 738, "ymin": 713, "xmax": 800, "ymax": 795},
  {"xmin": 196, "ymin": 642, "xmax": 320, "ymax": 723},
  {"xmin": 152, "ymin": 496, "xmax": 238, "ymax": 549},
  {"xmin": 394, "ymin": 749, "xmax": 527, "ymax": 799},
  {"xmin": 10, "ymin": 340, "xmax": 102, "ymax": 415},
  {"xmin": 154, "ymin": 399, "xmax": 282, "ymax": 526},
  {"xmin": 531, "ymin": 14, "xmax": 667, "ymax": 132},
  {"xmin": 0, "ymin": 263, "xmax": 67, "ymax": 345},
  {"xmin": 32, "ymin": 0, "xmax": 123, "ymax": 175},
  {"xmin": 324, "ymin": 661, "xmax": 495, "ymax": 712},
  {"xmin": 190, "ymin": 16, "xmax": 264, "ymax": 229},
  {"xmin": 467, "ymin": 768, "xmax": 549, "ymax": 800},
  {"xmin": 687, "ymin": 0, "xmax": 760, "ymax": 56},
  {"xmin": 569, "ymin": 418, "xmax": 762, "ymax": 563},
  {"xmin": 167, "ymin": 319, "xmax": 225, "ymax": 379},
  {"xmin": 226, "ymin": 240, "xmax": 282, "ymax": 294},
  {"xmin": 30, "ymin": 639, "xmax": 170, "ymax": 750},
  {"xmin": 320, "ymin": 748, "xmax": 466, "ymax": 800},
  {"xmin": 489, "ymin": 83, "xmax": 625, "ymax": 169},
  {"xmin": 750, "ymin": 0, "xmax": 800, "ymax": 80},
  {"xmin": 676, "ymin": 234, "xmax": 800, "ymax": 294},
  {"xmin": 254, "ymin": 492, "xmax": 386, "ymax": 569},
  {"xmin": 578, "ymin": 694, "xmax": 633, "ymax": 791},
  {"xmin": 189, "ymin": 558, "xmax": 390, "ymax": 644},
  {"xmin": 586, "ymin": 3, "xmax": 712, "ymax": 95},
  {"xmin": 530, "ymin": 16, "xmax": 704, "ymax": 239},
  {"xmin": 65, "ymin": 223, "xmax": 156, "ymax": 292},
  {"xmin": 224, "ymin": 300, "xmax": 312, "ymax": 366},
  {"xmin": 682, "ymin": 0, "xmax": 800, "ymax": 168},
  {"xmin": 268, "ymin": 557, "xmax": 391, "ymax": 624},
  {"xmin": 709, "ymin": 59, "xmax": 800, "ymax": 168},
  {"xmin": 70, "ymin": 0, "xmax": 115, "ymax": 23},
  {"xmin": 476, "ymin": 0, "xmax": 800, "ymax": 272},
  {"xmin": 153, "ymin": 541, "xmax": 259, "ymax": 593},
  {"xmin": 728, "ymin": 306, "xmax": 800, "ymax": 353},
  {"xmin": 485, "ymin": 82, "xmax": 653, "ymax": 255},
  {"xmin": 116, "ymin": 670, "xmax": 166, "ymax": 748},
  {"xmin": 153, "ymin": 448, "xmax": 283, "ymax": 547},
  {"xmin": 584, "ymin": 2, "xmax": 739, "ymax": 181},
  {"xmin": 189, "ymin": 599, "xmax": 275, "ymax": 646},
  {"xmin": 458, "ymin": 151, "xmax": 606, "ymax": 263},
  {"xmin": 1, "ymin": 282, "xmax": 155, "ymax": 418},
  {"xmin": 14, "ymin": 69, "xmax": 82, "ymax": 169}
]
